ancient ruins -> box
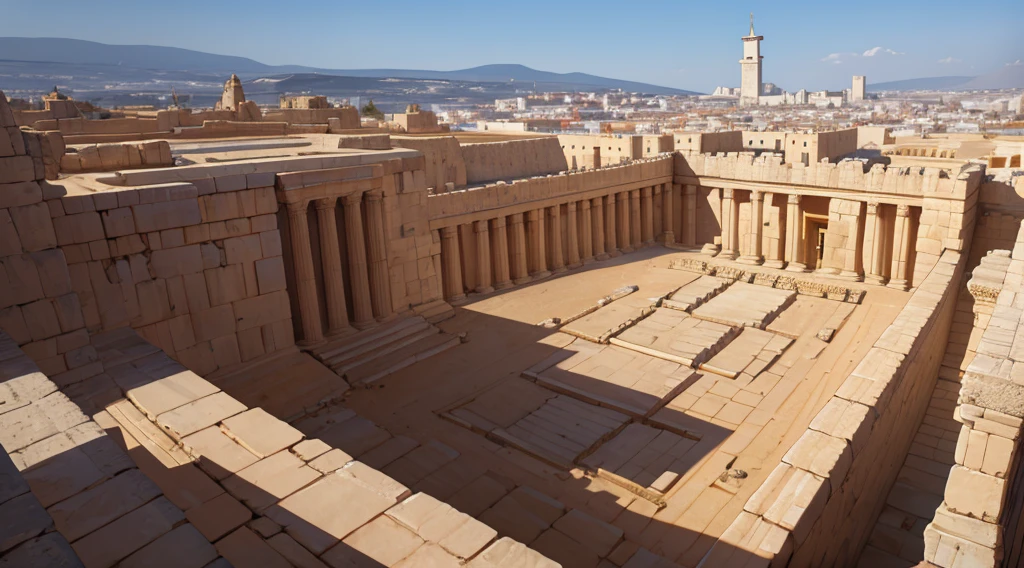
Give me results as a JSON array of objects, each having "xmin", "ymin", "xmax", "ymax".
[{"xmin": 1, "ymin": 75, "xmax": 1023, "ymax": 568}]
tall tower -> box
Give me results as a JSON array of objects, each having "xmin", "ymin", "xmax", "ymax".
[
  {"xmin": 739, "ymin": 13, "xmax": 763, "ymax": 107},
  {"xmin": 220, "ymin": 74, "xmax": 245, "ymax": 111},
  {"xmin": 852, "ymin": 76, "xmax": 866, "ymax": 102}
]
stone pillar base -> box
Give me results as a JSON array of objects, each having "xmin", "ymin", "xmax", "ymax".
[
  {"xmin": 762, "ymin": 260, "xmax": 785, "ymax": 269},
  {"xmin": 718, "ymin": 249, "xmax": 739, "ymax": 260},
  {"xmin": 531, "ymin": 270, "xmax": 552, "ymax": 279},
  {"xmin": 607, "ymin": 250, "xmax": 623, "ymax": 258},
  {"xmin": 887, "ymin": 278, "xmax": 909, "ymax": 291},
  {"xmin": 620, "ymin": 246, "xmax": 635, "ymax": 254},
  {"xmin": 737, "ymin": 255, "xmax": 764, "ymax": 265},
  {"xmin": 785, "ymin": 262, "xmax": 808, "ymax": 273},
  {"xmin": 494, "ymin": 280, "xmax": 513, "ymax": 291},
  {"xmin": 353, "ymin": 319, "xmax": 376, "ymax": 330},
  {"xmin": 836, "ymin": 271, "xmax": 864, "ymax": 282},
  {"xmin": 513, "ymin": 276, "xmax": 532, "ymax": 286},
  {"xmin": 701, "ymin": 243, "xmax": 720, "ymax": 256},
  {"xmin": 475, "ymin": 285, "xmax": 495, "ymax": 295},
  {"xmin": 660, "ymin": 232, "xmax": 675, "ymax": 244},
  {"xmin": 865, "ymin": 274, "xmax": 888, "ymax": 286},
  {"xmin": 550, "ymin": 266, "xmax": 567, "ymax": 274},
  {"xmin": 594, "ymin": 253, "xmax": 610, "ymax": 262},
  {"xmin": 448, "ymin": 294, "xmax": 467, "ymax": 306}
]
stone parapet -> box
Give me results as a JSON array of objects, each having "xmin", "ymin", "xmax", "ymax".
[
  {"xmin": 675, "ymin": 151, "xmax": 981, "ymax": 201},
  {"xmin": 922, "ymin": 221, "xmax": 1024, "ymax": 567}
]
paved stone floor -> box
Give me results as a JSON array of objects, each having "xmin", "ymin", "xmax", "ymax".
[{"xmin": 211, "ymin": 246, "xmax": 913, "ymax": 566}]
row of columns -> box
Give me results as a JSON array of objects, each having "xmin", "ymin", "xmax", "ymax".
[
  {"xmin": 440, "ymin": 184, "xmax": 687, "ymax": 302},
  {"xmin": 287, "ymin": 190, "xmax": 393, "ymax": 344},
  {"xmin": 715, "ymin": 187, "xmax": 915, "ymax": 289}
]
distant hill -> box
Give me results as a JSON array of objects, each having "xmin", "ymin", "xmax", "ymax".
[
  {"xmin": 868, "ymin": 76, "xmax": 976, "ymax": 92},
  {"xmin": 0, "ymin": 37, "xmax": 697, "ymax": 95},
  {"xmin": 868, "ymin": 67, "xmax": 1024, "ymax": 92}
]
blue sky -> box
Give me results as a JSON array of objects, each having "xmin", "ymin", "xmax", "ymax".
[{"xmin": 2, "ymin": 0, "xmax": 1021, "ymax": 92}]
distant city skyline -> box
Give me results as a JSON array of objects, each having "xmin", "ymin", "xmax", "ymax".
[{"xmin": 1, "ymin": 0, "xmax": 1021, "ymax": 93}]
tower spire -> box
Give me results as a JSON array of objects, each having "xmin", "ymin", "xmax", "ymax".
[{"xmin": 749, "ymin": 13, "xmax": 755, "ymax": 36}]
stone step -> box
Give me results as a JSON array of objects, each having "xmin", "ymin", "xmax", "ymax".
[
  {"xmin": 412, "ymin": 299, "xmax": 456, "ymax": 324},
  {"xmin": 326, "ymin": 326, "xmax": 439, "ymax": 374},
  {"xmin": 315, "ymin": 316, "xmax": 430, "ymax": 363},
  {"xmin": 344, "ymin": 332, "xmax": 461, "ymax": 386}
]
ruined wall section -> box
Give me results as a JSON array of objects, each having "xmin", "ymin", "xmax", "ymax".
[
  {"xmin": 45, "ymin": 176, "xmax": 293, "ymax": 378},
  {"xmin": 391, "ymin": 136, "xmax": 467, "ymax": 191},
  {"xmin": 701, "ymin": 248, "xmax": 968, "ymax": 567},
  {"xmin": 0, "ymin": 91, "xmax": 96, "ymax": 387},
  {"xmin": 60, "ymin": 140, "xmax": 173, "ymax": 174},
  {"xmin": 461, "ymin": 137, "xmax": 568, "ymax": 185}
]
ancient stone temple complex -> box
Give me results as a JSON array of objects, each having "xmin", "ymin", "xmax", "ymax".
[{"xmin": 1, "ymin": 83, "xmax": 1024, "ymax": 568}]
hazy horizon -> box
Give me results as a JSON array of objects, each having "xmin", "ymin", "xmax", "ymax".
[{"xmin": 1, "ymin": 0, "xmax": 1021, "ymax": 93}]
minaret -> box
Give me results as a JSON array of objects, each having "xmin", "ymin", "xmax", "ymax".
[
  {"xmin": 739, "ymin": 13, "xmax": 763, "ymax": 107},
  {"xmin": 220, "ymin": 74, "xmax": 246, "ymax": 111}
]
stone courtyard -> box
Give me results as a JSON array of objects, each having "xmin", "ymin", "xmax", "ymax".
[{"xmin": 1, "ymin": 80, "xmax": 1023, "ymax": 568}]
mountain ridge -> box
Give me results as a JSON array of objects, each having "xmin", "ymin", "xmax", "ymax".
[{"xmin": 0, "ymin": 37, "xmax": 698, "ymax": 95}]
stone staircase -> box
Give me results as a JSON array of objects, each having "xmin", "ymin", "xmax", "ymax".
[{"xmin": 309, "ymin": 314, "xmax": 460, "ymax": 386}]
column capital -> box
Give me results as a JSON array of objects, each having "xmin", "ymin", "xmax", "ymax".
[
  {"xmin": 723, "ymin": 188, "xmax": 735, "ymax": 199},
  {"xmin": 365, "ymin": 189, "xmax": 384, "ymax": 202},
  {"xmin": 896, "ymin": 204, "xmax": 911, "ymax": 217},
  {"xmin": 684, "ymin": 184, "xmax": 697, "ymax": 195},
  {"xmin": 313, "ymin": 196, "xmax": 337, "ymax": 211},
  {"xmin": 473, "ymin": 219, "xmax": 488, "ymax": 233},
  {"xmin": 286, "ymin": 200, "xmax": 310, "ymax": 214},
  {"xmin": 509, "ymin": 212, "xmax": 524, "ymax": 224},
  {"xmin": 492, "ymin": 216, "xmax": 507, "ymax": 229},
  {"xmin": 641, "ymin": 186, "xmax": 652, "ymax": 197},
  {"xmin": 342, "ymin": 192, "xmax": 364, "ymax": 205},
  {"xmin": 866, "ymin": 201, "xmax": 880, "ymax": 215},
  {"xmin": 441, "ymin": 225, "xmax": 458, "ymax": 238},
  {"xmin": 787, "ymin": 194, "xmax": 801, "ymax": 204},
  {"xmin": 617, "ymin": 193, "xmax": 629, "ymax": 202},
  {"xmin": 750, "ymin": 189, "xmax": 763, "ymax": 201},
  {"xmin": 567, "ymin": 201, "xmax": 577, "ymax": 212},
  {"xmin": 527, "ymin": 209, "xmax": 542, "ymax": 222}
]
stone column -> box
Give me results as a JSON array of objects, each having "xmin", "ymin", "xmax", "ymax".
[
  {"xmin": 719, "ymin": 188, "xmax": 739, "ymax": 259},
  {"xmin": 661, "ymin": 183, "xmax": 675, "ymax": 244},
  {"xmin": 547, "ymin": 205, "xmax": 566, "ymax": 274},
  {"xmin": 640, "ymin": 187, "xmax": 655, "ymax": 246},
  {"xmin": 490, "ymin": 217, "xmax": 512, "ymax": 290},
  {"xmin": 440, "ymin": 226, "xmax": 465, "ymax": 303},
  {"xmin": 526, "ymin": 209, "xmax": 550, "ymax": 279},
  {"xmin": 864, "ymin": 202, "xmax": 887, "ymax": 285},
  {"xmin": 591, "ymin": 197, "xmax": 608, "ymax": 261},
  {"xmin": 364, "ymin": 190, "xmax": 394, "ymax": 320},
  {"xmin": 785, "ymin": 194, "xmax": 807, "ymax": 272},
  {"xmin": 889, "ymin": 204, "xmax": 913, "ymax": 290},
  {"xmin": 474, "ymin": 220, "xmax": 494, "ymax": 293},
  {"xmin": 838, "ymin": 200, "xmax": 865, "ymax": 282},
  {"xmin": 616, "ymin": 192, "xmax": 632, "ymax": 253},
  {"xmin": 314, "ymin": 197, "xmax": 350, "ymax": 336},
  {"xmin": 342, "ymin": 192, "xmax": 375, "ymax": 328},
  {"xmin": 566, "ymin": 202, "xmax": 582, "ymax": 269},
  {"xmin": 630, "ymin": 189, "xmax": 643, "ymax": 248},
  {"xmin": 509, "ymin": 213, "xmax": 530, "ymax": 285},
  {"xmin": 653, "ymin": 185, "xmax": 663, "ymax": 238},
  {"xmin": 739, "ymin": 190, "xmax": 765, "ymax": 265},
  {"xmin": 605, "ymin": 194, "xmax": 619, "ymax": 257},
  {"xmin": 763, "ymin": 193, "xmax": 786, "ymax": 269},
  {"xmin": 580, "ymin": 200, "xmax": 595, "ymax": 264},
  {"xmin": 288, "ymin": 201, "xmax": 323, "ymax": 344},
  {"xmin": 684, "ymin": 184, "xmax": 697, "ymax": 246}
]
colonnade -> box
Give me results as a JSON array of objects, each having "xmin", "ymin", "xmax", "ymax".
[
  {"xmin": 715, "ymin": 187, "xmax": 917, "ymax": 289},
  {"xmin": 438, "ymin": 182, "xmax": 696, "ymax": 302},
  {"xmin": 286, "ymin": 189, "xmax": 393, "ymax": 344}
]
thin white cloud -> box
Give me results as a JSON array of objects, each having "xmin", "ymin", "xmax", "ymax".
[
  {"xmin": 937, "ymin": 57, "xmax": 961, "ymax": 64},
  {"xmin": 821, "ymin": 53, "xmax": 843, "ymax": 63},
  {"xmin": 1008, "ymin": 59, "xmax": 1023, "ymax": 66},
  {"xmin": 863, "ymin": 47, "xmax": 904, "ymax": 57}
]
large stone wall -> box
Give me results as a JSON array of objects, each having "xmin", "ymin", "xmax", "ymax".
[
  {"xmin": 701, "ymin": 248, "xmax": 968, "ymax": 566},
  {"xmin": 461, "ymin": 137, "xmax": 568, "ymax": 185},
  {"xmin": 391, "ymin": 136, "xmax": 468, "ymax": 190},
  {"xmin": 558, "ymin": 134, "xmax": 643, "ymax": 169}
]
